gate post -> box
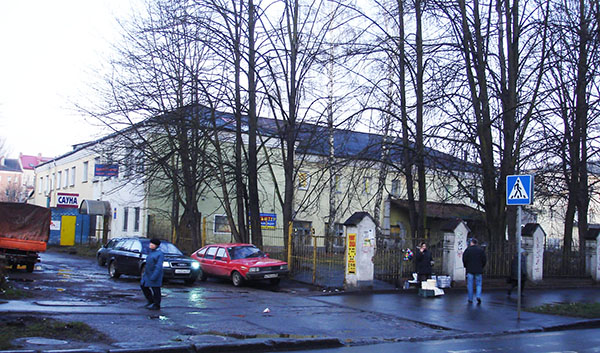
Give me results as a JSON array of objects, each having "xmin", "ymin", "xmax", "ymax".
[
  {"xmin": 585, "ymin": 238, "xmax": 596, "ymax": 279},
  {"xmin": 343, "ymin": 212, "xmax": 376, "ymax": 291},
  {"xmin": 588, "ymin": 234, "xmax": 600, "ymax": 281},
  {"xmin": 522, "ymin": 224, "xmax": 544, "ymax": 282},
  {"xmin": 442, "ymin": 220, "xmax": 468, "ymax": 283}
]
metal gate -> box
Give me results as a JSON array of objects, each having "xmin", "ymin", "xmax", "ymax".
[{"xmin": 543, "ymin": 246, "xmax": 586, "ymax": 277}]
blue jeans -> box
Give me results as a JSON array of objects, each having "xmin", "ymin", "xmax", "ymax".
[{"xmin": 467, "ymin": 273, "xmax": 482, "ymax": 302}]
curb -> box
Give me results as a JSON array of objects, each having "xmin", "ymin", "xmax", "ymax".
[{"xmin": 2, "ymin": 338, "xmax": 344, "ymax": 353}]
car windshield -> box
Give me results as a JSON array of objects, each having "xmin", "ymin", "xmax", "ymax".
[
  {"xmin": 228, "ymin": 246, "xmax": 264, "ymax": 260},
  {"xmin": 141, "ymin": 240, "xmax": 183, "ymax": 255}
]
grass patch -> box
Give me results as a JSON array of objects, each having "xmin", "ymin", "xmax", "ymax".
[
  {"xmin": 526, "ymin": 302, "xmax": 600, "ymax": 318},
  {"xmin": 0, "ymin": 316, "xmax": 111, "ymax": 350},
  {"xmin": 0, "ymin": 285, "xmax": 32, "ymax": 300}
]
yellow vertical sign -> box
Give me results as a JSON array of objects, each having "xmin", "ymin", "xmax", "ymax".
[{"xmin": 347, "ymin": 233, "xmax": 357, "ymax": 274}]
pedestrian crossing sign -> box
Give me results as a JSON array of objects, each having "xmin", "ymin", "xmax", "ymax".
[{"xmin": 506, "ymin": 175, "xmax": 534, "ymax": 205}]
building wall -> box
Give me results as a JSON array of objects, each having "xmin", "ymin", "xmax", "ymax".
[
  {"xmin": 33, "ymin": 146, "xmax": 148, "ymax": 242},
  {"xmin": 145, "ymin": 132, "xmax": 481, "ymax": 250}
]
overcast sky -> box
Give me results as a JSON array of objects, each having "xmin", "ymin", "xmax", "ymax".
[{"xmin": 0, "ymin": 0, "xmax": 139, "ymax": 159}]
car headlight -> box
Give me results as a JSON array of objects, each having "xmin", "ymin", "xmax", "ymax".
[
  {"xmin": 280, "ymin": 264, "xmax": 288, "ymax": 270},
  {"xmin": 191, "ymin": 261, "xmax": 200, "ymax": 270},
  {"xmin": 249, "ymin": 267, "xmax": 260, "ymax": 272},
  {"xmin": 163, "ymin": 261, "xmax": 171, "ymax": 267}
]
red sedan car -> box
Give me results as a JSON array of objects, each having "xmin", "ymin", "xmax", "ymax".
[{"xmin": 191, "ymin": 243, "xmax": 289, "ymax": 286}]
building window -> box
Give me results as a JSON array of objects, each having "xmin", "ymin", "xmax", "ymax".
[
  {"xmin": 70, "ymin": 167, "xmax": 76, "ymax": 186},
  {"xmin": 44, "ymin": 176, "xmax": 49, "ymax": 194},
  {"xmin": 82, "ymin": 161, "xmax": 89, "ymax": 182},
  {"xmin": 214, "ymin": 215, "xmax": 231, "ymax": 234},
  {"xmin": 363, "ymin": 177, "xmax": 371, "ymax": 194},
  {"xmin": 123, "ymin": 207, "xmax": 129, "ymax": 231},
  {"xmin": 39, "ymin": 177, "xmax": 43, "ymax": 193},
  {"xmin": 298, "ymin": 172, "xmax": 310, "ymax": 190},
  {"xmin": 57, "ymin": 171, "xmax": 62, "ymax": 189},
  {"xmin": 334, "ymin": 175, "xmax": 342, "ymax": 193},
  {"xmin": 324, "ymin": 223, "xmax": 345, "ymax": 249},
  {"xmin": 7, "ymin": 176, "xmax": 11, "ymax": 184},
  {"xmin": 64, "ymin": 169, "xmax": 69, "ymax": 188},
  {"xmin": 293, "ymin": 220, "xmax": 313, "ymax": 246},
  {"xmin": 470, "ymin": 187, "xmax": 478, "ymax": 204},
  {"xmin": 134, "ymin": 207, "xmax": 140, "ymax": 232},
  {"xmin": 391, "ymin": 179, "xmax": 401, "ymax": 197},
  {"xmin": 93, "ymin": 157, "xmax": 100, "ymax": 181}
]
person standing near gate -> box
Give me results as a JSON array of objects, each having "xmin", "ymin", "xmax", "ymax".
[
  {"xmin": 507, "ymin": 250, "xmax": 527, "ymax": 296},
  {"xmin": 462, "ymin": 238, "xmax": 486, "ymax": 304},
  {"xmin": 415, "ymin": 242, "xmax": 433, "ymax": 284},
  {"xmin": 140, "ymin": 238, "xmax": 164, "ymax": 310}
]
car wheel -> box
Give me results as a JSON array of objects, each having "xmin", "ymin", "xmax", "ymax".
[
  {"xmin": 108, "ymin": 261, "xmax": 121, "ymax": 278},
  {"xmin": 26, "ymin": 263, "xmax": 34, "ymax": 273},
  {"xmin": 198, "ymin": 269, "xmax": 207, "ymax": 281},
  {"xmin": 269, "ymin": 278, "xmax": 281, "ymax": 286},
  {"xmin": 97, "ymin": 255, "xmax": 105, "ymax": 266},
  {"xmin": 231, "ymin": 271, "xmax": 244, "ymax": 287}
]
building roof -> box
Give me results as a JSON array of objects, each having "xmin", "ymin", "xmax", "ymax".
[
  {"xmin": 391, "ymin": 199, "xmax": 484, "ymax": 221},
  {"xmin": 19, "ymin": 154, "xmax": 53, "ymax": 170},
  {"xmin": 38, "ymin": 104, "xmax": 478, "ymax": 175},
  {"xmin": 522, "ymin": 223, "xmax": 545, "ymax": 237},
  {"xmin": 343, "ymin": 212, "xmax": 375, "ymax": 226},
  {"xmin": 438, "ymin": 218, "xmax": 470, "ymax": 232},
  {"xmin": 586, "ymin": 224, "xmax": 600, "ymax": 240},
  {"xmin": 0, "ymin": 157, "xmax": 22, "ymax": 172}
]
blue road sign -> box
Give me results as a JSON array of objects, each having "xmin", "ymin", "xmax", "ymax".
[{"xmin": 506, "ymin": 175, "xmax": 534, "ymax": 205}]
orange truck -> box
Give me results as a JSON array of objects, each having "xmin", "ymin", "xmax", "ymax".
[{"xmin": 0, "ymin": 202, "xmax": 51, "ymax": 272}]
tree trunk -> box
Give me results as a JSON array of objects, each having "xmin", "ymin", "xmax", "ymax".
[
  {"xmin": 247, "ymin": 0, "xmax": 262, "ymax": 247},
  {"xmin": 415, "ymin": 0, "xmax": 427, "ymax": 239},
  {"xmin": 398, "ymin": 0, "xmax": 417, "ymax": 238}
]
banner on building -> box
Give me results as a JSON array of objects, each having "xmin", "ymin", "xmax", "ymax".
[
  {"xmin": 260, "ymin": 213, "xmax": 277, "ymax": 229},
  {"xmin": 94, "ymin": 164, "xmax": 119, "ymax": 177}
]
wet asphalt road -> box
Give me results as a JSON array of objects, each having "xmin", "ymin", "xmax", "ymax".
[
  {"xmin": 3, "ymin": 250, "xmax": 438, "ymax": 349},
  {"xmin": 270, "ymin": 328, "xmax": 600, "ymax": 353},
  {"xmin": 3, "ymin": 249, "xmax": 600, "ymax": 351}
]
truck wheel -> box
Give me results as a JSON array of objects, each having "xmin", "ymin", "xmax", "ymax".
[
  {"xmin": 231, "ymin": 271, "xmax": 244, "ymax": 287},
  {"xmin": 108, "ymin": 261, "xmax": 121, "ymax": 278},
  {"xmin": 26, "ymin": 263, "xmax": 34, "ymax": 273},
  {"xmin": 97, "ymin": 255, "xmax": 105, "ymax": 266}
]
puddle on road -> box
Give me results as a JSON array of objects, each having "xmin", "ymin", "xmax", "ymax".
[
  {"xmin": 202, "ymin": 331, "xmax": 322, "ymax": 340},
  {"xmin": 186, "ymin": 311, "xmax": 210, "ymax": 316},
  {"xmin": 57, "ymin": 268, "xmax": 73, "ymax": 279},
  {"xmin": 7, "ymin": 277, "xmax": 34, "ymax": 282}
]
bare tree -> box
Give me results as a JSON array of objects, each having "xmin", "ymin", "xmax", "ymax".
[
  {"xmin": 255, "ymin": 0, "xmax": 348, "ymax": 256},
  {"xmin": 432, "ymin": 0, "xmax": 550, "ymax": 245},
  {"xmin": 83, "ymin": 0, "xmax": 216, "ymax": 252},
  {"xmin": 535, "ymin": 0, "xmax": 600, "ymax": 256}
]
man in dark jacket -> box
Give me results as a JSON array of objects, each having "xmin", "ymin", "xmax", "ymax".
[
  {"xmin": 462, "ymin": 238, "xmax": 486, "ymax": 304},
  {"xmin": 415, "ymin": 242, "xmax": 433, "ymax": 283},
  {"xmin": 140, "ymin": 238, "xmax": 164, "ymax": 310},
  {"xmin": 507, "ymin": 251, "xmax": 527, "ymax": 296}
]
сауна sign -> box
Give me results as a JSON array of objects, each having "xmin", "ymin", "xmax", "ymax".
[{"xmin": 57, "ymin": 193, "xmax": 79, "ymax": 208}]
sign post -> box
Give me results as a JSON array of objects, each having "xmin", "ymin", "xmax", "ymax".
[{"xmin": 506, "ymin": 175, "xmax": 534, "ymax": 320}]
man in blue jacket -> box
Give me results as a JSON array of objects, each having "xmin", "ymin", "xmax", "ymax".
[
  {"xmin": 141, "ymin": 238, "xmax": 164, "ymax": 310},
  {"xmin": 462, "ymin": 238, "xmax": 486, "ymax": 304}
]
